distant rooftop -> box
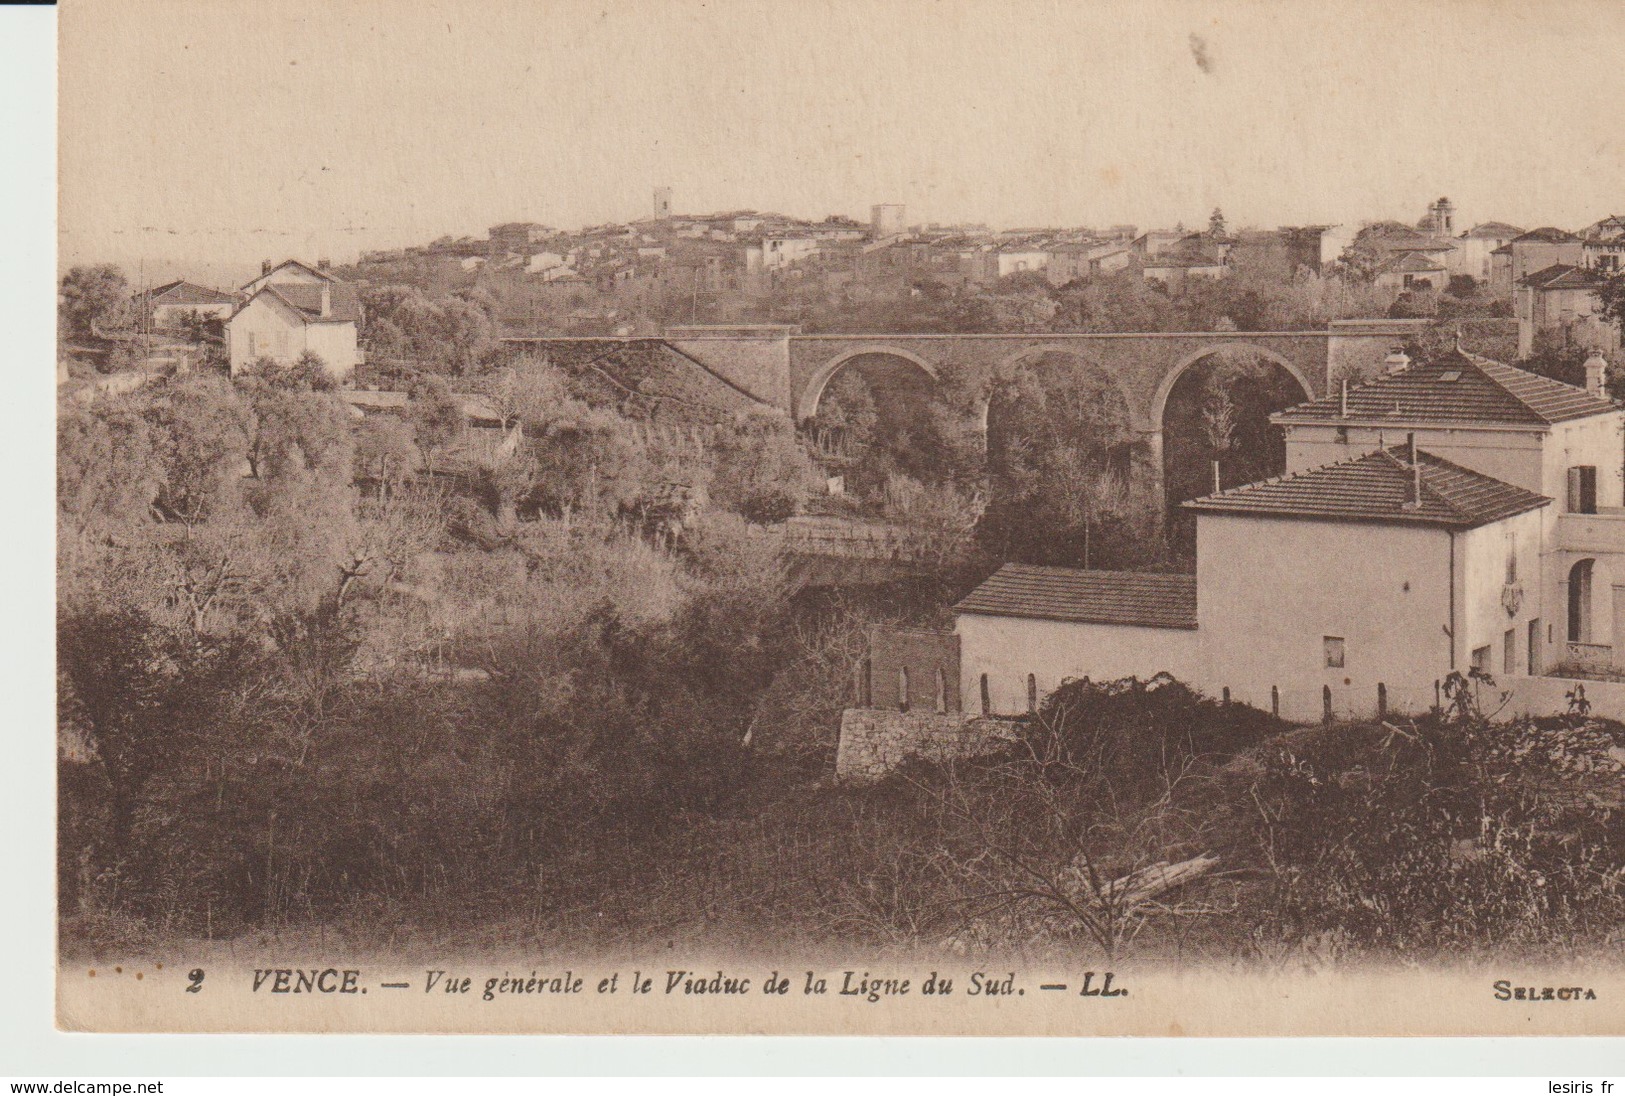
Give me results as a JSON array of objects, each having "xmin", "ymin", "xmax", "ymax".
[
  {"xmin": 1513, "ymin": 227, "xmax": 1581, "ymax": 244},
  {"xmin": 147, "ymin": 280, "xmax": 237, "ymax": 305},
  {"xmin": 1462, "ymin": 221, "xmax": 1524, "ymax": 239},
  {"xmin": 1519, "ymin": 262, "xmax": 1607, "ymax": 291}
]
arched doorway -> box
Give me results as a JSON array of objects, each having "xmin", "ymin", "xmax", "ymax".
[
  {"xmin": 1568, "ymin": 558, "xmax": 1596, "ymax": 643},
  {"xmin": 1157, "ymin": 346, "xmax": 1313, "ymax": 556},
  {"xmin": 978, "ymin": 349, "xmax": 1150, "ymax": 568}
]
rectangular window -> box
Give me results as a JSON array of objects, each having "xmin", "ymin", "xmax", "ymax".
[
  {"xmin": 1471, "ymin": 645, "xmax": 1492, "ymax": 674},
  {"xmin": 1503, "ymin": 628, "xmax": 1516, "ymax": 676},
  {"xmin": 1528, "ymin": 619, "xmax": 1541, "ymax": 676},
  {"xmin": 1323, "ymin": 636, "xmax": 1345, "ymax": 669},
  {"xmin": 1568, "ymin": 466, "xmax": 1598, "ymax": 514}
]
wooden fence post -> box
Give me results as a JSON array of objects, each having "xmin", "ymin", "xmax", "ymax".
[
  {"xmin": 1271, "ymin": 685, "xmax": 1279, "ymax": 719},
  {"xmin": 1377, "ymin": 682, "xmax": 1387, "ymax": 719}
]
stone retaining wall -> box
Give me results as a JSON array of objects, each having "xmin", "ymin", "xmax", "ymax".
[{"xmin": 835, "ymin": 708, "xmax": 1014, "ymax": 782}]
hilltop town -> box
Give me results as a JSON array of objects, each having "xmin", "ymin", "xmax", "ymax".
[{"xmin": 57, "ymin": 189, "xmax": 1625, "ymax": 966}]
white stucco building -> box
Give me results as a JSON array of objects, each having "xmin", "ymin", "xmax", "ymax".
[
  {"xmin": 954, "ymin": 351, "xmax": 1625, "ymax": 724},
  {"xmin": 226, "ymin": 260, "xmax": 360, "ymax": 381}
]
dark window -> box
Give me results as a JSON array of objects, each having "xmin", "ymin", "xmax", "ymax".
[
  {"xmin": 1026, "ymin": 673, "xmax": 1038, "ymax": 713},
  {"xmin": 1323, "ymin": 636, "xmax": 1345, "ymax": 669},
  {"xmin": 979, "ymin": 673, "xmax": 990, "ymax": 716},
  {"xmin": 1471, "ymin": 645, "xmax": 1492, "ymax": 674},
  {"xmin": 1568, "ymin": 466, "xmax": 1598, "ymax": 514},
  {"xmin": 1503, "ymin": 628, "xmax": 1516, "ymax": 676}
]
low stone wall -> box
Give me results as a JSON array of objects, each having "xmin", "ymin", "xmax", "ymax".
[
  {"xmin": 1496, "ymin": 674, "xmax": 1625, "ymax": 723},
  {"xmin": 835, "ymin": 708, "xmax": 1014, "ymax": 783}
]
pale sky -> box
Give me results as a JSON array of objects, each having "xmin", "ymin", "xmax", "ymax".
[{"xmin": 59, "ymin": 0, "xmax": 1625, "ymax": 283}]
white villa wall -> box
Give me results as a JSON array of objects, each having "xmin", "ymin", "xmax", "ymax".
[
  {"xmin": 955, "ymin": 613, "xmax": 1199, "ymax": 717},
  {"xmin": 227, "ymin": 295, "xmax": 357, "ymax": 380},
  {"xmin": 1454, "ymin": 509, "xmax": 1548, "ymax": 677},
  {"xmin": 1195, "ymin": 514, "xmax": 1456, "ymax": 721},
  {"xmin": 228, "ymin": 296, "xmax": 299, "ymax": 372},
  {"xmin": 302, "ymin": 320, "xmax": 359, "ymax": 379},
  {"xmin": 1542, "ymin": 415, "xmax": 1625, "ymax": 665},
  {"xmin": 1284, "ymin": 423, "xmax": 1546, "ymax": 493},
  {"xmin": 1544, "ymin": 415, "xmax": 1625, "ymax": 510}
]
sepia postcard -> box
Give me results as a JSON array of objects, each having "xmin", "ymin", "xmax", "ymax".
[{"xmin": 55, "ymin": 0, "xmax": 1625, "ymax": 1036}]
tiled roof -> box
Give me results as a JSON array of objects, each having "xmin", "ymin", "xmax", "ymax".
[
  {"xmin": 1514, "ymin": 227, "xmax": 1580, "ymax": 243},
  {"xmin": 1463, "ymin": 221, "xmax": 1524, "ymax": 239},
  {"xmin": 1519, "ymin": 263, "xmax": 1606, "ymax": 290},
  {"xmin": 1183, "ymin": 446, "xmax": 1550, "ymax": 529},
  {"xmin": 149, "ymin": 280, "xmax": 238, "ymax": 305},
  {"xmin": 239, "ymin": 259, "xmax": 338, "ymax": 290},
  {"xmin": 1274, "ymin": 351, "xmax": 1617, "ymax": 427},
  {"xmin": 955, "ymin": 564, "xmax": 1197, "ymax": 630},
  {"xmin": 263, "ymin": 283, "xmax": 362, "ymax": 324},
  {"xmin": 1378, "ymin": 251, "xmax": 1447, "ymax": 274}
]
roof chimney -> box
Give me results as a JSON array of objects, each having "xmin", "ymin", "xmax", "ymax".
[
  {"xmin": 319, "ymin": 282, "xmax": 332, "ymax": 318},
  {"xmin": 1384, "ymin": 347, "xmax": 1411, "ymax": 374},
  {"xmin": 1405, "ymin": 432, "xmax": 1421, "ymax": 508},
  {"xmin": 317, "ymin": 258, "xmax": 331, "ymax": 272},
  {"xmin": 1584, "ymin": 351, "xmax": 1609, "ymax": 398},
  {"xmin": 261, "ymin": 259, "xmax": 273, "ymax": 276}
]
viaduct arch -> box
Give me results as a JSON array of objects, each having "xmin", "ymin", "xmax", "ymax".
[{"xmin": 500, "ymin": 325, "xmax": 1421, "ymax": 514}]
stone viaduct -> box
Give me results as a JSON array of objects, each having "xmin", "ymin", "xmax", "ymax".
[{"xmin": 505, "ymin": 320, "xmax": 1429, "ymax": 471}]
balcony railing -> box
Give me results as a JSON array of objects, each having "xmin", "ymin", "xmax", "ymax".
[{"xmin": 1551, "ymin": 642, "xmax": 1621, "ymax": 681}]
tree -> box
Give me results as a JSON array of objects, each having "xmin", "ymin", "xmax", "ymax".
[
  {"xmin": 58, "ymin": 397, "xmax": 162, "ymax": 539},
  {"xmin": 59, "ymin": 264, "xmax": 133, "ymax": 339},
  {"xmin": 236, "ymin": 357, "xmax": 353, "ymax": 485},
  {"xmin": 1595, "ymin": 270, "xmax": 1625, "ymax": 332},
  {"xmin": 361, "ymin": 285, "xmax": 496, "ymax": 375},
  {"xmin": 1208, "ymin": 208, "xmax": 1229, "ymax": 239},
  {"xmin": 406, "ymin": 375, "xmax": 465, "ymax": 475},
  {"xmin": 979, "ymin": 357, "xmax": 1153, "ymax": 568},
  {"xmin": 354, "ymin": 414, "xmax": 420, "ymax": 493},
  {"xmin": 476, "ymin": 353, "xmax": 570, "ymax": 433},
  {"xmin": 143, "ymin": 375, "xmax": 254, "ymax": 526},
  {"xmin": 711, "ymin": 408, "xmax": 821, "ymax": 524}
]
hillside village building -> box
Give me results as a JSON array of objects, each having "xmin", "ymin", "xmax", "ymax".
[
  {"xmin": 1515, "ymin": 264, "xmax": 1619, "ymax": 357},
  {"xmin": 948, "ymin": 351, "xmax": 1625, "ymax": 726},
  {"xmin": 1490, "ymin": 227, "xmax": 1586, "ymax": 298},
  {"xmin": 226, "ymin": 259, "xmax": 361, "ymax": 381},
  {"xmin": 141, "ymin": 279, "xmax": 238, "ymax": 332}
]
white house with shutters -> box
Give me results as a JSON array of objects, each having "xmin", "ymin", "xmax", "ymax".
[
  {"xmin": 226, "ymin": 260, "xmax": 361, "ymax": 381},
  {"xmin": 952, "ymin": 349, "xmax": 1625, "ymax": 724}
]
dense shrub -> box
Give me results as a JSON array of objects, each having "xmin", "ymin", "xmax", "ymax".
[
  {"xmin": 1033, "ymin": 673, "xmax": 1285, "ymax": 797},
  {"xmin": 1247, "ymin": 713, "xmax": 1625, "ymax": 957}
]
